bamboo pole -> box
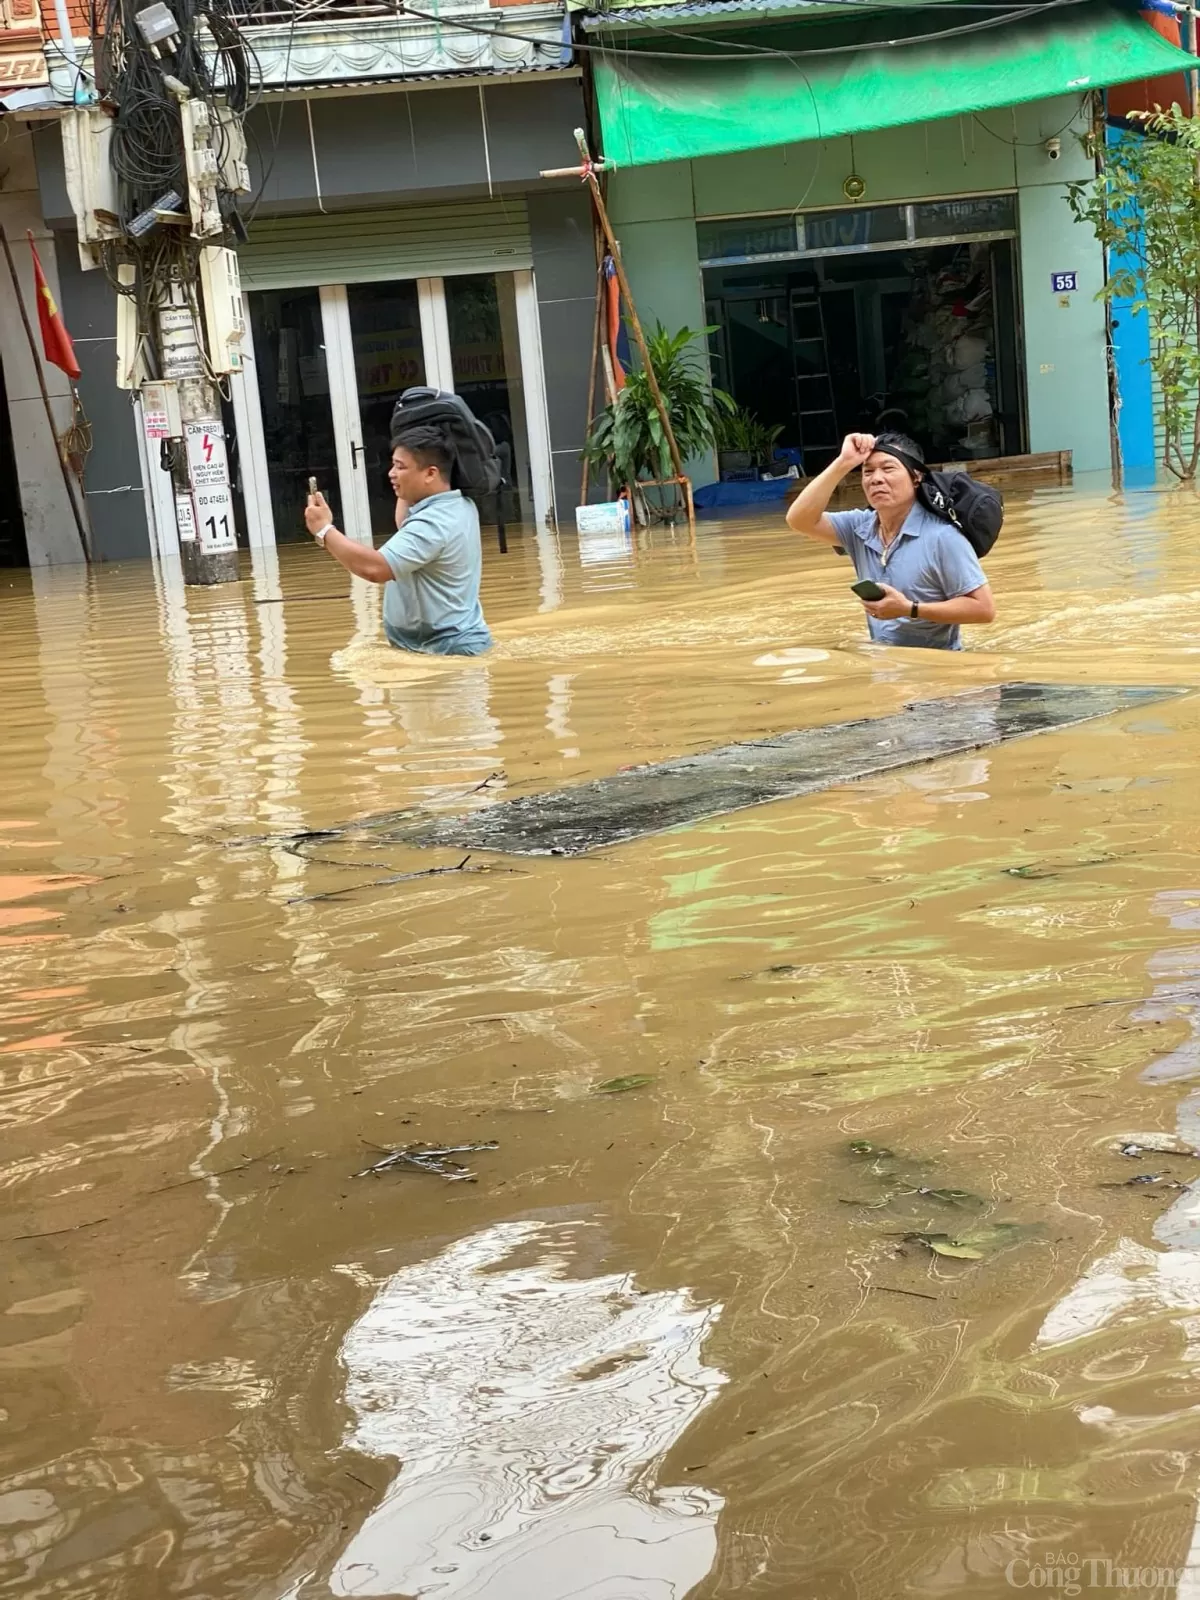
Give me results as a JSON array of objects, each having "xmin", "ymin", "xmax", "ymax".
[
  {"xmin": 542, "ymin": 130, "xmax": 693, "ymax": 531},
  {"xmin": 0, "ymin": 225, "xmax": 91, "ymax": 563}
]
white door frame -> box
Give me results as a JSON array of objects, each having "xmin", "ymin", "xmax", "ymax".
[
  {"xmin": 513, "ymin": 267, "xmax": 555, "ymax": 532},
  {"xmin": 418, "ymin": 276, "xmax": 454, "ymax": 391},
  {"xmin": 319, "ymin": 284, "xmax": 373, "ymax": 544},
  {"xmin": 230, "ymin": 296, "xmax": 275, "ymax": 549}
]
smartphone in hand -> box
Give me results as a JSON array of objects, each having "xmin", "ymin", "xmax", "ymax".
[
  {"xmin": 850, "ymin": 579, "xmax": 887, "ymax": 602},
  {"xmin": 308, "ymin": 476, "xmax": 319, "ymax": 496}
]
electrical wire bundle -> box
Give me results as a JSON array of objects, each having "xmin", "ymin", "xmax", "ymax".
[
  {"xmin": 95, "ymin": 0, "xmax": 256, "ymax": 223},
  {"xmin": 91, "ymin": 0, "xmax": 261, "ymax": 376}
]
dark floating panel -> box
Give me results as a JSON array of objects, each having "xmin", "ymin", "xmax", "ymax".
[{"xmin": 387, "ymin": 683, "xmax": 1187, "ymax": 858}]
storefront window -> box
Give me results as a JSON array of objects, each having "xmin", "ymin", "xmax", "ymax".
[
  {"xmin": 699, "ymin": 196, "xmax": 1017, "ymax": 266},
  {"xmin": 698, "ymin": 217, "xmax": 801, "ymax": 265},
  {"xmin": 799, "ymin": 206, "xmax": 907, "ymax": 254},
  {"xmin": 913, "ymin": 195, "xmax": 1016, "ymax": 239}
]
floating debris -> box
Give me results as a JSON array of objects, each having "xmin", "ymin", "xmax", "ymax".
[
  {"xmin": 848, "ymin": 1140, "xmax": 896, "ymax": 1160},
  {"xmin": 355, "ymin": 1141, "xmax": 498, "ymax": 1182},
  {"xmin": 1004, "ymin": 854, "xmax": 1116, "ymax": 881},
  {"xmin": 361, "ymin": 684, "xmax": 1184, "ymax": 858},
  {"xmin": 594, "ymin": 1074, "xmax": 656, "ymax": 1095},
  {"xmin": 914, "ymin": 1187, "xmax": 987, "ymax": 1209},
  {"xmin": 904, "ymin": 1221, "xmax": 1038, "ymax": 1261},
  {"xmin": 1112, "ymin": 1133, "xmax": 1200, "ymax": 1159},
  {"xmin": 1100, "ymin": 1173, "xmax": 1189, "ymax": 1191}
]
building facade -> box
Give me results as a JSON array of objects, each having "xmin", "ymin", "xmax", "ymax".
[
  {"xmin": 2, "ymin": 0, "xmax": 1196, "ymax": 564},
  {"xmin": 1, "ymin": 0, "xmax": 91, "ymax": 566},
  {"xmin": 585, "ymin": 0, "xmax": 1194, "ymax": 495},
  {"xmin": 7, "ymin": 0, "xmax": 599, "ymax": 563}
]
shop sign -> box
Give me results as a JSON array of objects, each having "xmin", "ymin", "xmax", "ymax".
[{"xmin": 354, "ymin": 330, "xmax": 506, "ymax": 396}]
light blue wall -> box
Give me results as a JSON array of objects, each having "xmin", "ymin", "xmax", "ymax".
[{"xmin": 609, "ymin": 96, "xmax": 1113, "ymax": 476}]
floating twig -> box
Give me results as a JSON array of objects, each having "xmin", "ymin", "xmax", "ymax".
[
  {"xmin": 354, "ymin": 1139, "xmax": 498, "ymax": 1181},
  {"xmin": 289, "ymin": 856, "xmax": 524, "ymax": 905},
  {"xmin": 5, "ymin": 1214, "xmax": 112, "ymax": 1244},
  {"xmin": 866, "ymin": 1284, "xmax": 939, "ymax": 1301}
]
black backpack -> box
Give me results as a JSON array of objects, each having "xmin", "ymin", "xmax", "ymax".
[
  {"xmin": 918, "ymin": 469, "xmax": 1003, "ymax": 558},
  {"xmin": 389, "ymin": 387, "xmax": 503, "ymax": 500}
]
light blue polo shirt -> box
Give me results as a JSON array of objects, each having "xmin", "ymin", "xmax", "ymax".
[
  {"xmin": 827, "ymin": 503, "xmax": 989, "ymax": 651},
  {"xmin": 380, "ymin": 489, "xmax": 493, "ymax": 656}
]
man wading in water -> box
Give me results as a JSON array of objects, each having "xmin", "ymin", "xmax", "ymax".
[
  {"xmin": 786, "ymin": 432, "xmax": 996, "ymax": 650},
  {"xmin": 303, "ymin": 425, "xmax": 492, "ymax": 657}
]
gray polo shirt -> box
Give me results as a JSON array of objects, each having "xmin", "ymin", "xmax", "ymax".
[
  {"xmin": 827, "ymin": 503, "xmax": 988, "ymax": 651},
  {"xmin": 380, "ymin": 489, "xmax": 492, "ymax": 656}
]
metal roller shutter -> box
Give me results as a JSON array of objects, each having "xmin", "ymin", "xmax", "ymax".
[{"xmin": 238, "ymin": 198, "xmax": 532, "ymax": 290}]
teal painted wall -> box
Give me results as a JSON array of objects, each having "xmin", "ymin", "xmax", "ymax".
[{"xmin": 609, "ymin": 95, "xmax": 1112, "ymax": 477}]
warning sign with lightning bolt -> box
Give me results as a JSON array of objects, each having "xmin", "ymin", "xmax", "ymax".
[{"xmin": 184, "ymin": 419, "xmax": 228, "ymax": 490}]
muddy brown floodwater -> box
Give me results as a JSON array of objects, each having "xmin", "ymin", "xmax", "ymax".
[{"xmin": 4, "ymin": 483, "xmax": 1200, "ymax": 1600}]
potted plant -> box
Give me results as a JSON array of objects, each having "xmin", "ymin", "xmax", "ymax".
[
  {"xmin": 583, "ymin": 324, "xmax": 734, "ymax": 520},
  {"xmin": 714, "ymin": 405, "xmax": 786, "ymax": 478}
]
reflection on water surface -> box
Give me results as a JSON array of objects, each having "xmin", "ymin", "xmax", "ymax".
[{"xmin": 3, "ymin": 482, "xmax": 1200, "ymax": 1597}]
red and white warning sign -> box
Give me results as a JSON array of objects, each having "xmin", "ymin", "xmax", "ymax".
[
  {"xmin": 183, "ymin": 419, "xmax": 237, "ymax": 552},
  {"xmin": 184, "ymin": 419, "xmax": 229, "ymax": 491}
]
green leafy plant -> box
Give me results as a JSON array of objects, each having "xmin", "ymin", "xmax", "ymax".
[
  {"xmin": 1068, "ymin": 109, "xmax": 1200, "ymax": 480},
  {"xmin": 713, "ymin": 404, "xmax": 785, "ymax": 466},
  {"xmin": 583, "ymin": 324, "xmax": 734, "ymax": 502}
]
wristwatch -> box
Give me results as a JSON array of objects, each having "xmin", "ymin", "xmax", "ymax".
[{"xmin": 910, "ymin": 600, "xmax": 920, "ymax": 619}]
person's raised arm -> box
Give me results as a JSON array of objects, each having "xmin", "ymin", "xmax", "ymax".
[
  {"xmin": 786, "ymin": 433, "xmax": 875, "ymax": 545},
  {"xmin": 303, "ymin": 492, "xmax": 394, "ymax": 583}
]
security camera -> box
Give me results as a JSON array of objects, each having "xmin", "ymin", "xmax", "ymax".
[{"xmin": 1045, "ymin": 137, "xmax": 1062, "ymax": 161}]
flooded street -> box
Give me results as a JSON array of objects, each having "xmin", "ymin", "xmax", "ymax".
[{"xmin": 6, "ymin": 480, "xmax": 1200, "ymax": 1598}]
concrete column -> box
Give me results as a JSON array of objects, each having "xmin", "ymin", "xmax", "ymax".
[{"xmin": 527, "ymin": 188, "xmax": 600, "ymax": 516}]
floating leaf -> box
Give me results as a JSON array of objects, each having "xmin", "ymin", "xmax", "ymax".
[
  {"xmin": 594, "ymin": 1074, "xmax": 655, "ymax": 1095},
  {"xmin": 906, "ymin": 1221, "xmax": 1037, "ymax": 1261},
  {"xmin": 921, "ymin": 1235, "xmax": 986, "ymax": 1260}
]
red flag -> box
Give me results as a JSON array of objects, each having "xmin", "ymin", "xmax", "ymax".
[{"xmin": 27, "ymin": 232, "xmax": 80, "ymax": 381}]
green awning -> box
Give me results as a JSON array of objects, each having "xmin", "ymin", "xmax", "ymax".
[{"xmin": 594, "ymin": 4, "xmax": 1199, "ymax": 167}]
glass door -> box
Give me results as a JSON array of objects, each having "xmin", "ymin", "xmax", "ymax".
[
  {"xmin": 346, "ymin": 281, "xmax": 429, "ymax": 538},
  {"xmin": 444, "ymin": 272, "xmax": 534, "ymax": 525},
  {"xmin": 247, "ymin": 289, "xmax": 341, "ymax": 545},
  {"xmin": 245, "ymin": 271, "xmax": 554, "ymax": 547}
]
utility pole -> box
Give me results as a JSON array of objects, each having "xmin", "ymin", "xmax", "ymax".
[{"xmin": 62, "ymin": 0, "xmax": 254, "ymax": 584}]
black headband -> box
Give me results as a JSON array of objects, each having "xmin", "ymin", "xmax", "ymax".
[{"xmin": 871, "ymin": 435, "xmax": 925, "ymax": 477}]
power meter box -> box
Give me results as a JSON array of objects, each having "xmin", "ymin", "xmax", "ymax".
[{"xmin": 198, "ymin": 246, "xmax": 246, "ymax": 374}]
